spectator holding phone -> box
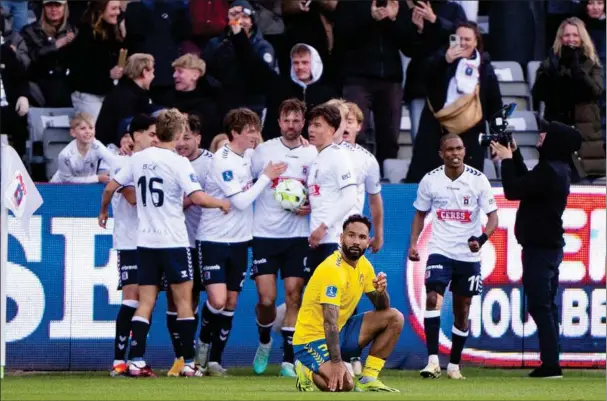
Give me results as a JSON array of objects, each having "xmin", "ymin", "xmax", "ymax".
[
  {"xmin": 405, "ymin": 0, "xmax": 467, "ymax": 141},
  {"xmin": 405, "ymin": 21, "xmax": 503, "ymax": 183},
  {"xmin": 532, "ymin": 17, "xmax": 605, "ymax": 180}
]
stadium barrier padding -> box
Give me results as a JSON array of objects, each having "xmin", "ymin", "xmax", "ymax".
[{"xmin": 6, "ymin": 184, "xmax": 606, "ymax": 370}]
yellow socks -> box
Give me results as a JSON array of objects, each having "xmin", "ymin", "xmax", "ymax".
[{"xmin": 361, "ymin": 355, "xmax": 385, "ymax": 379}]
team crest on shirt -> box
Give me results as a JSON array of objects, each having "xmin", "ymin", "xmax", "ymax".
[
  {"xmin": 463, "ymin": 196, "xmax": 470, "ymax": 205},
  {"xmin": 302, "ymin": 165, "xmax": 309, "ymax": 175},
  {"xmin": 325, "ymin": 285, "xmax": 338, "ymax": 298},
  {"xmin": 222, "ymin": 170, "xmax": 233, "ymax": 182},
  {"xmin": 189, "ymin": 173, "xmax": 198, "ymax": 183}
]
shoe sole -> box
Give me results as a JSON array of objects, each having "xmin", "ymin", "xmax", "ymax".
[{"xmin": 420, "ymin": 371, "xmax": 441, "ymax": 379}]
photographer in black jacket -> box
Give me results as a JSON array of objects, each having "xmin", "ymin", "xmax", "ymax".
[{"xmin": 490, "ymin": 120, "xmax": 582, "ymax": 379}]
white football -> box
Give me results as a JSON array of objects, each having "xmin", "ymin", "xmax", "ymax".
[{"xmin": 274, "ymin": 178, "xmax": 307, "ymax": 211}]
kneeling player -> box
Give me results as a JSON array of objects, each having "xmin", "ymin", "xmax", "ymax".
[
  {"xmin": 293, "ymin": 215, "xmax": 403, "ymax": 392},
  {"xmin": 110, "ymin": 115, "xmax": 158, "ymax": 376}
]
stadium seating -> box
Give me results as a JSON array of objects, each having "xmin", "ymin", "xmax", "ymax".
[
  {"xmin": 383, "ymin": 159, "xmax": 410, "ymax": 183},
  {"xmin": 27, "ymin": 107, "xmax": 76, "ymax": 178},
  {"xmin": 491, "ymin": 61, "xmax": 531, "ymax": 111},
  {"xmin": 483, "ymin": 158, "xmax": 497, "ymax": 180}
]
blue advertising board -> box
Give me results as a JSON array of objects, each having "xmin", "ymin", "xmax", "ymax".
[{"xmin": 6, "ymin": 184, "xmax": 606, "ymax": 370}]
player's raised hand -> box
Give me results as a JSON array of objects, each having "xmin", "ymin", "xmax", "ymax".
[
  {"xmin": 328, "ymin": 361, "xmax": 347, "ymax": 392},
  {"xmin": 98, "ymin": 210, "xmax": 109, "ymax": 229},
  {"xmin": 373, "ymin": 272, "xmax": 387, "ymax": 293},
  {"xmin": 263, "ymin": 161, "xmax": 288, "ymax": 180},
  {"xmin": 408, "ymin": 245, "xmax": 420, "ymax": 261}
]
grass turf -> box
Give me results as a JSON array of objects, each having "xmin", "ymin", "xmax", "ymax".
[{"xmin": 1, "ymin": 366, "xmax": 605, "ymax": 400}]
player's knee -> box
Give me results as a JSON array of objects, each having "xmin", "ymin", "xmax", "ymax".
[
  {"xmin": 257, "ymin": 295, "xmax": 276, "ymax": 309},
  {"xmin": 284, "ymin": 287, "xmax": 302, "ymax": 308},
  {"xmin": 225, "ymin": 293, "xmax": 239, "ymax": 311},
  {"xmin": 207, "ymin": 297, "xmax": 226, "ymax": 311},
  {"xmin": 425, "ymin": 292, "xmax": 440, "ymax": 310},
  {"xmin": 388, "ymin": 308, "xmax": 405, "ymax": 330}
]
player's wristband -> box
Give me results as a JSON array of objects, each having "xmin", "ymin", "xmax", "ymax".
[{"xmin": 468, "ymin": 233, "xmax": 488, "ymax": 247}]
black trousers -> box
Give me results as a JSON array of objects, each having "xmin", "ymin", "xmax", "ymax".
[
  {"xmin": 343, "ymin": 78, "xmax": 403, "ymax": 171},
  {"xmin": 522, "ymin": 247, "xmax": 563, "ymax": 368}
]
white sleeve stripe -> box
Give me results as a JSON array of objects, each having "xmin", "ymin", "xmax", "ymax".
[
  {"xmin": 414, "ymin": 206, "xmax": 430, "ymax": 213},
  {"xmin": 366, "ymin": 188, "xmax": 382, "ymax": 195}
]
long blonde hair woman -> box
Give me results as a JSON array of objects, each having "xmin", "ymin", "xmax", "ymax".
[
  {"xmin": 533, "ymin": 17, "xmax": 605, "ymax": 180},
  {"xmin": 551, "ymin": 17, "xmax": 601, "ymax": 66}
]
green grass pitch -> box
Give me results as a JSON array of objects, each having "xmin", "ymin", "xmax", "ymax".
[{"xmin": 1, "ymin": 366, "xmax": 605, "ymax": 400}]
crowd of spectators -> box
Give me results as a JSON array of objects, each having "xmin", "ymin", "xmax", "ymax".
[{"xmin": 0, "ymin": 0, "xmax": 604, "ymax": 184}]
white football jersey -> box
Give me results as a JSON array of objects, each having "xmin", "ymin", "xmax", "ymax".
[
  {"xmin": 184, "ymin": 149, "xmax": 214, "ymax": 248},
  {"xmin": 413, "ymin": 165, "xmax": 497, "ymax": 262},
  {"xmin": 307, "ymin": 144, "xmax": 357, "ymax": 244},
  {"xmin": 110, "ymin": 155, "xmax": 137, "ymax": 250},
  {"xmin": 251, "ymin": 138, "xmax": 317, "ymax": 238},
  {"xmin": 113, "ymin": 147, "xmax": 202, "ymax": 248},
  {"xmin": 340, "ymin": 142, "xmax": 381, "ymax": 216},
  {"xmin": 198, "ymin": 145, "xmax": 255, "ymax": 243},
  {"xmin": 51, "ymin": 139, "xmax": 117, "ymax": 183}
]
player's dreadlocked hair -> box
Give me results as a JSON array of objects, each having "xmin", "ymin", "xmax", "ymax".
[{"xmin": 156, "ymin": 108, "xmax": 187, "ymax": 143}]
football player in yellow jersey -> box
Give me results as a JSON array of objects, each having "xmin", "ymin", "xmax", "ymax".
[{"xmin": 293, "ymin": 214, "xmax": 404, "ymax": 392}]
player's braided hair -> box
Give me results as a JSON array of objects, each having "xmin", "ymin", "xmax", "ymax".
[
  {"xmin": 156, "ymin": 108, "xmax": 187, "ymax": 143},
  {"xmin": 343, "ymin": 214, "xmax": 372, "ymax": 232}
]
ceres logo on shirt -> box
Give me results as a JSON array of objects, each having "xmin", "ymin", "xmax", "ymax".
[{"xmin": 325, "ymin": 285, "xmax": 338, "ymax": 298}]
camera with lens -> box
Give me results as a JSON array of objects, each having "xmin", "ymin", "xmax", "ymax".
[{"xmin": 479, "ymin": 103, "xmax": 517, "ymax": 147}]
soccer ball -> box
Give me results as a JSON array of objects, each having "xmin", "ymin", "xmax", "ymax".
[{"xmin": 274, "ymin": 179, "xmax": 307, "ymax": 211}]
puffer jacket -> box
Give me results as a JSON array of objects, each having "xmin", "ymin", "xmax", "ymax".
[{"xmin": 533, "ymin": 49, "xmax": 605, "ymax": 177}]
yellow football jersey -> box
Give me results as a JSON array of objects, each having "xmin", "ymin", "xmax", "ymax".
[{"xmin": 293, "ymin": 251, "xmax": 376, "ymax": 345}]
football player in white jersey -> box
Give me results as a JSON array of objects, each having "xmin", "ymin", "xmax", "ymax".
[
  {"xmin": 162, "ymin": 114, "xmax": 214, "ymax": 376},
  {"xmin": 249, "ymin": 99, "xmax": 317, "ymax": 377},
  {"xmin": 51, "ymin": 112, "xmax": 117, "ymax": 184},
  {"xmin": 195, "ymin": 108, "xmax": 287, "ymax": 376},
  {"xmin": 408, "ymin": 134, "xmax": 499, "ymax": 380},
  {"xmin": 109, "ymin": 114, "xmax": 158, "ymax": 377},
  {"xmin": 99, "ymin": 109, "xmax": 230, "ymax": 378},
  {"xmin": 306, "ymin": 103, "xmax": 357, "ymax": 272},
  {"xmin": 343, "ymin": 102, "xmax": 384, "ymax": 253}
]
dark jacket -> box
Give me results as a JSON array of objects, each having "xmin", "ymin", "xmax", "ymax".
[
  {"xmin": 20, "ymin": 19, "xmax": 76, "ymax": 107},
  {"xmin": 95, "ymin": 79, "xmax": 154, "ymax": 146},
  {"xmin": 0, "ymin": 39, "xmax": 29, "ymax": 105},
  {"xmin": 68, "ymin": 22, "xmax": 123, "ymax": 96},
  {"xmin": 203, "ymin": 0, "xmax": 275, "ymax": 114},
  {"xmin": 333, "ymin": 0, "xmax": 413, "ymax": 84},
  {"xmin": 405, "ymin": 49, "xmax": 503, "ymax": 183},
  {"xmin": 158, "ymin": 76, "xmax": 223, "ymax": 149},
  {"xmin": 533, "ymin": 48, "xmax": 605, "ymax": 177},
  {"xmin": 230, "ymin": 35, "xmax": 335, "ymax": 140},
  {"xmin": 125, "ymin": 0, "xmax": 191, "ymax": 89},
  {"xmin": 404, "ymin": 0, "xmax": 467, "ymax": 102},
  {"xmin": 501, "ymin": 121, "xmax": 582, "ymax": 249}
]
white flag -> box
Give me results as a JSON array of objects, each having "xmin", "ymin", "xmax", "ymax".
[{"xmin": 1, "ymin": 143, "xmax": 43, "ymax": 236}]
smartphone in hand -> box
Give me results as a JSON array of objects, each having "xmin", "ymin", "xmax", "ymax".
[{"xmin": 449, "ymin": 34, "xmax": 460, "ymax": 48}]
